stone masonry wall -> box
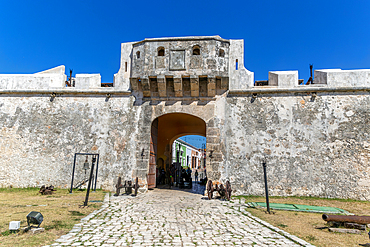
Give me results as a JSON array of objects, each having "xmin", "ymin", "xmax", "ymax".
[
  {"xmin": 0, "ymin": 95, "xmax": 141, "ymax": 190},
  {"xmin": 224, "ymin": 92, "xmax": 370, "ymax": 200},
  {"xmin": 1, "ymin": 91, "xmax": 370, "ymax": 200}
]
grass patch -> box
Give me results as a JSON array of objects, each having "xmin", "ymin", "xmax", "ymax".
[
  {"xmin": 277, "ymin": 223, "xmax": 288, "ymax": 228},
  {"xmin": 0, "ymin": 187, "xmax": 106, "ymax": 247},
  {"xmin": 236, "ymin": 195, "xmax": 370, "ymax": 247}
]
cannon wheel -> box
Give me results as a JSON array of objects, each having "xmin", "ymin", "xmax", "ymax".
[
  {"xmin": 218, "ymin": 184, "xmax": 226, "ymax": 199},
  {"xmin": 134, "ymin": 177, "xmax": 139, "ymax": 196},
  {"xmin": 114, "ymin": 177, "xmax": 122, "ymax": 196},
  {"xmin": 226, "ymin": 180, "xmax": 232, "ymax": 201},
  {"xmin": 207, "ymin": 180, "xmax": 213, "ymax": 200}
]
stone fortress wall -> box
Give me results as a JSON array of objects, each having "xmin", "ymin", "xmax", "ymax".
[{"xmin": 0, "ymin": 36, "xmax": 369, "ymax": 200}]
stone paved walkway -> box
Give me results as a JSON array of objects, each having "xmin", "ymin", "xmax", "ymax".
[{"xmin": 47, "ymin": 187, "xmax": 314, "ymax": 246}]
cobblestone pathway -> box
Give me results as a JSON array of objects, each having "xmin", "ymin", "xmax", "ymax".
[{"xmin": 47, "ymin": 187, "xmax": 314, "ymax": 246}]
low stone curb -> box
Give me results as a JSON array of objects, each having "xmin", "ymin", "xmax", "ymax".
[
  {"xmin": 42, "ymin": 192, "xmax": 111, "ymax": 247},
  {"xmin": 225, "ymin": 202, "xmax": 316, "ymax": 247}
]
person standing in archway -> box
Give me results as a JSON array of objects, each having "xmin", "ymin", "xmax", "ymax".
[
  {"xmin": 170, "ymin": 164, "xmax": 175, "ymax": 187},
  {"xmin": 187, "ymin": 167, "xmax": 192, "ymax": 181},
  {"xmin": 195, "ymin": 170, "xmax": 199, "ymax": 183}
]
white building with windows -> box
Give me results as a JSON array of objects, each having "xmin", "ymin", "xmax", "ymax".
[{"xmin": 172, "ymin": 139, "xmax": 204, "ymax": 170}]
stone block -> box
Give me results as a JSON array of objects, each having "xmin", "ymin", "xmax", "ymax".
[
  {"xmin": 207, "ymin": 118, "xmax": 215, "ymax": 127},
  {"xmin": 210, "ymin": 153, "xmax": 222, "ymax": 161},
  {"xmin": 28, "ymin": 227, "xmax": 45, "ymax": 234},
  {"xmin": 190, "ymin": 76, "xmax": 199, "ymax": 97},
  {"xmin": 173, "ymin": 76, "xmax": 183, "ymax": 97},
  {"xmin": 130, "ymin": 78, "xmax": 140, "ymax": 91},
  {"xmin": 314, "ymin": 69, "xmax": 370, "ymax": 87},
  {"xmin": 268, "ymin": 71, "xmax": 298, "ymax": 87},
  {"xmin": 221, "ymin": 77, "xmax": 229, "ymax": 90},
  {"xmin": 155, "ymin": 57, "xmax": 166, "ymax": 69},
  {"xmin": 134, "ymin": 168, "xmax": 149, "ymax": 178},
  {"xmin": 9, "ymin": 221, "xmax": 20, "ymax": 230},
  {"xmin": 207, "ymin": 127, "xmax": 220, "ymax": 136},
  {"xmin": 206, "ymin": 59, "xmax": 216, "ymax": 70},
  {"xmin": 328, "ymin": 228, "xmax": 362, "ymax": 234},
  {"xmin": 140, "ymin": 77, "xmax": 150, "ymax": 97},
  {"xmin": 207, "ymin": 136, "xmax": 220, "ymax": 144},
  {"xmin": 170, "ymin": 50, "xmax": 185, "ymax": 70},
  {"xmin": 206, "ymin": 143, "xmax": 220, "ymax": 151},
  {"xmin": 207, "ymin": 171, "xmax": 221, "ymax": 180},
  {"xmin": 0, "ymin": 65, "xmax": 66, "ymax": 90},
  {"xmin": 208, "ymin": 77, "xmax": 216, "ymax": 97},
  {"xmin": 157, "ymin": 75, "xmax": 166, "ymax": 97},
  {"xmin": 190, "ymin": 56, "xmax": 202, "ymax": 69},
  {"xmin": 75, "ymin": 74, "xmax": 101, "ymax": 89}
]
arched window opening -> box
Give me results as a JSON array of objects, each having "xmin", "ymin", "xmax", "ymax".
[
  {"xmin": 158, "ymin": 47, "xmax": 165, "ymax": 56},
  {"xmin": 236, "ymin": 59, "xmax": 238, "ymax": 70},
  {"xmin": 136, "ymin": 51, "xmax": 140, "ymax": 59},
  {"xmin": 192, "ymin": 45, "xmax": 200, "ymax": 55},
  {"xmin": 219, "ymin": 49, "xmax": 225, "ymax": 57}
]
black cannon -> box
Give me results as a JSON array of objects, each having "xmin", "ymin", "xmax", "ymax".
[
  {"xmin": 39, "ymin": 185, "xmax": 57, "ymax": 195},
  {"xmin": 114, "ymin": 177, "xmax": 139, "ymax": 196}
]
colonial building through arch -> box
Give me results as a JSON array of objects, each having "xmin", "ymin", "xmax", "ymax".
[{"xmin": 148, "ymin": 113, "xmax": 206, "ymax": 188}]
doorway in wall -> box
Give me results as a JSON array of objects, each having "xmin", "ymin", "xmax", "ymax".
[
  {"xmin": 149, "ymin": 113, "xmax": 206, "ymax": 193},
  {"xmin": 171, "ymin": 135, "xmax": 206, "ymax": 191}
]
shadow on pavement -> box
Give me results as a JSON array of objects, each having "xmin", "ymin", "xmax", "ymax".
[{"xmin": 155, "ymin": 181, "xmax": 206, "ymax": 196}]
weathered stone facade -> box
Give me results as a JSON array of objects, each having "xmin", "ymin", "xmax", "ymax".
[
  {"xmin": 0, "ymin": 36, "xmax": 369, "ymax": 200},
  {"xmin": 225, "ymin": 92, "xmax": 370, "ymax": 199}
]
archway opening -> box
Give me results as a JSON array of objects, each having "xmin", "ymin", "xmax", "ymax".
[
  {"xmin": 149, "ymin": 113, "xmax": 207, "ymax": 193},
  {"xmin": 172, "ymin": 135, "xmax": 206, "ymax": 186}
]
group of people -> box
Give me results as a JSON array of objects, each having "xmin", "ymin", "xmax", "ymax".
[{"xmin": 156, "ymin": 164, "xmax": 206, "ymax": 187}]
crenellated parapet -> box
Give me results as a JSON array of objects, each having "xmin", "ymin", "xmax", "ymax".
[
  {"xmin": 264, "ymin": 69, "xmax": 370, "ymax": 88},
  {"xmin": 314, "ymin": 69, "xmax": 370, "ymax": 87},
  {"xmin": 1, "ymin": 36, "xmax": 369, "ymax": 95},
  {"xmin": 0, "ymin": 65, "xmax": 103, "ymax": 91},
  {"xmin": 0, "ymin": 65, "xmax": 67, "ymax": 90}
]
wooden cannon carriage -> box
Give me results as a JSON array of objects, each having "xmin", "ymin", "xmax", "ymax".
[
  {"xmin": 114, "ymin": 177, "xmax": 140, "ymax": 196},
  {"xmin": 207, "ymin": 180, "xmax": 232, "ymax": 201}
]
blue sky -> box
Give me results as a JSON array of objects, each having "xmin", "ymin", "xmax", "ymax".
[
  {"xmin": 0, "ymin": 1, "xmax": 369, "ymax": 83},
  {"xmin": 179, "ymin": 135, "xmax": 206, "ymax": 149}
]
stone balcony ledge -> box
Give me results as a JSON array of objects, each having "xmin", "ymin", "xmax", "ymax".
[{"xmin": 228, "ymin": 85, "xmax": 370, "ymax": 95}]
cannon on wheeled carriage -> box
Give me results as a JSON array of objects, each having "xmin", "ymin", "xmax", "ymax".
[
  {"xmin": 207, "ymin": 180, "xmax": 232, "ymax": 201},
  {"xmin": 114, "ymin": 177, "xmax": 140, "ymax": 196},
  {"xmin": 39, "ymin": 185, "xmax": 57, "ymax": 195}
]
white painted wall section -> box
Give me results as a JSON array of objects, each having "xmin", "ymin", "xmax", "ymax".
[
  {"xmin": 75, "ymin": 74, "xmax": 101, "ymax": 89},
  {"xmin": 114, "ymin": 42, "xmax": 136, "ymax": 90},
  {"xmin": 268, "ymin": 71, "xmax": 298, "ymax": 87},
  {"xmin": 0, "ymin": 65, "xmax": 66, "ymax": 89},
  {"xmin": 314, "ymin": 69, "xmax": 370, "ymax": 87},
  {"xmin": 229, "ymin": 39, "xmax": 254, "ymax": 90}
]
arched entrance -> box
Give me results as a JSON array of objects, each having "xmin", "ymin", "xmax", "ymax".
[{"xmin": 148, "ymin": 113, "xmax": 206, "ymax": 189}]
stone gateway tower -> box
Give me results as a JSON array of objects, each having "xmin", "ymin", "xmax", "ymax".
[{"xmin": 0, "ymin": 36, "xmax": 369, "ymax": 200}]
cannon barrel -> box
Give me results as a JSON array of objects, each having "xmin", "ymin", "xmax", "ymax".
[{"xmin": 322, "ymin": 214, "xmax": 370, "ymax": 224}]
